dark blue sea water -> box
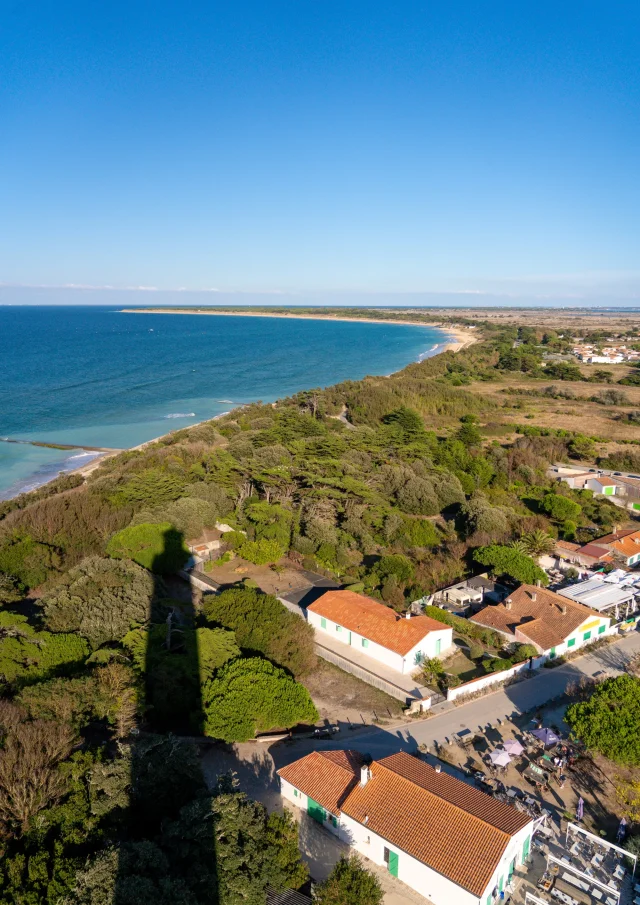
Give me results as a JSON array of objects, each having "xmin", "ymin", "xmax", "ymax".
[{"xmin": 0, "ymin": 306, "xmax": 448, "ymax": 499}]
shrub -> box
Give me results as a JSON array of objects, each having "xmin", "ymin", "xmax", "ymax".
[
  {"xmin": 203, "ymin": 587, "xmax": 316, "ymax": 676},
  {"xmin": 511, "ymin": 643, "xmax": 538, "ymax": 663},
  {"xmin": 566, "ymin": 674, "xmax": 640, "ymax": 765},
  {"xmin": 237, "ymin": 538, "xmax": 284, "ymax": 565},
  {"xmin": 0, "ymin": 611, "xmax": 89, "ymax": 686},
  {"xmin": 375, "ymin": 554, "xmax": 414, "ymax": 584},
  {"xmin": 202, "ymin": 657, "xmax": 318, "ymax": 742},
  {"xmin": 106, "ymin": 522, "xmax": 189, "ymax": 573},
  {"xmin": 42, "ymin": 556, "xmax": 155, "ymax": 649},
  {"xmin": 473, "ymin": 544, "xmax": 548, "ymax": 585},
  {"xmin": 423, "ymin": 606, "xmax": 502, "ymax": 647},
  {"xmin": 542, "ymin": 493, "xmax": 582, "ymax": 522},
  {"xmin": 484, "ymin": 657, "xmax": 513, "ymax": 674}
]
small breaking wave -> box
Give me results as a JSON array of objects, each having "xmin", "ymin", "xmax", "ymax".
[{"xmin": 165, "ymin": 412, "xmax": 196, "ymax": 419}]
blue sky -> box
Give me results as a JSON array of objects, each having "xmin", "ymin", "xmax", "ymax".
[{"xmin": 1, "ymin": 1, "xmax": 639, "ymax": 305}]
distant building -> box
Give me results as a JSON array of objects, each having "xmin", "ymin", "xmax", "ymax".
[
  {"xmin": 470, "ymin": 584, "xmax": 611, "ymax": 658},
  {"xmin": 278, "ymin": 750, "xmax": 534, "ymax": 905},
  {"xmin": 428, "ymin": 575, "xmax": 509, "ymax": 617},
  {"xmin": 592, "ymin": 529, "xmax": 640, "ymax": 567},
  {"xmin": 307, "ymin": 590, "xmax": 452, "ymax": 674}
]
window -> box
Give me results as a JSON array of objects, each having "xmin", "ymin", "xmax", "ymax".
[
  {"xmin": 320, "ymin": 617, "xmax": 327, "ymax": 629},
  {"xmin": 567, "ymin": 638, "xmax": 576, "ymax": 648},
  {"xmin": 598, "ymin": 625, "xmax": 606, "ymax": 635},
  {"xmin": 293, "ymin": 789, "xmax": 299, "ymax": 798},
  {"xmin": 362, "ymin": 638, "xmax": 369, "ymax": 648},
  {"xmin": 583, "ymin": 630, "xmax": 592, "ymax": 641},
  {"xmin": 336, "ymin": 625, "xmax": 342, "ymax": 632}
]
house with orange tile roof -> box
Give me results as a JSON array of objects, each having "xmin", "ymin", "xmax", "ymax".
[
  {"xmin": 278, "ymin": 750, "xmax": 534, "ymax": 905},
  {"xmin": 469, "ymin": 584, "xmax": 611, "ymax": 658},
  {"xmin": 307, "ymin": 590, "xmax": 453, "ymax": 674},
  {"xmin": 593, "ymin": 528, "xmax": 640, "ymax": 567}
]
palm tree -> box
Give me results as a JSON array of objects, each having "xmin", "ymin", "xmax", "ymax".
[{"xmin": 513, "ymin": 529, "xmax": 556, "ymax": 558}]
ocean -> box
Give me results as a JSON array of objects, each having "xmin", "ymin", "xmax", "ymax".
[{"xmin": 0, "ymin": 306, "xmax": 449, "ymax": 500}]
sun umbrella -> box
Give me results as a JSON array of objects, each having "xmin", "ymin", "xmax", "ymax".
[
  {"xmin": 490, "ymin": 748, "xmax": 512, "ymax": 767},
  {"xmin": 504, "ymin": 739, "xmax": 524, "ymax": 756},
  {"xmin": 576, "ymin": 797, "xmax": 584, "ymax": 821},
  {"xmin": 532, "ymin": 728, "xmax": 560, "ymax": 747}
]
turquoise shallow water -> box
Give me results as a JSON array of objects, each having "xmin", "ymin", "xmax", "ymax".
[{"xmin": 0, "ymin": 306, "xmax": 448, "ymax": 499}]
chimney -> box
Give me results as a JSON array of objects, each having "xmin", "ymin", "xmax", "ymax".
[
  {"xmin": 560, "ymin": 604, "xmax": 567, "ymax": 615},
  {"xmin": 435, "ymin": 764, "xmax": 442, "ymax": 773},
  {"xmin": 536, "ymin": 579, "xmax": 542, "ymax": 587},
  {"xmin": 364, "ymin": 815, "xmax": 369, "ymax": 825},
  {"xmin": 530, "ymin": 591, "xmax": 537, "ymax": 602},
  {"xmin": 360, "ymin": 765, "xmax": 371, "ymax": 787},
  {"xmin": 505, "ymin": 598, "xmax": 512, "ymax": 610},
  {"xmin": 405, "ymin": 611, "xmax": 411, "ymax": 620}
]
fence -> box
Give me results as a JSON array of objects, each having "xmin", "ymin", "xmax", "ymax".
[
  {"xmin": 446, "ymin": 655, "xmax": 547, "ymax": 703},
  {"xmin": 314, "ymin": 643, "xmax": 420, "ymax": 704}
]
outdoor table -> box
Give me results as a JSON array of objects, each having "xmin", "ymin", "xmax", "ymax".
[
  {"xmin": 613, "ymin": 866, "xmax": 625, "ymax": 881},
  {"xmin": 592, "ymin": 854, "xmax": 604, "ymax": 868},
  {"xmin": 507, "ymin": 788, "xmax": 518, "ymax": 798},
  {"xmin": 606, "ymin": 898, "xmax": 617, "ymax": 905},
  {"xmin": 569, "ymin": 843, "xmax": 580, "ymax": 855},
  {"xmin": 551, "ymin": 888, "xmax": 579, "ymax": 905},
  {"xmin": 562, "ymin": 872, "xmax": 590, "ymax": 892},
  {"xmin": 591, "ymin": 891, "xmax": 603, "ymax": 901}
]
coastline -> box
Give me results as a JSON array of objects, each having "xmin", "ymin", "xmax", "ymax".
[
  {"xmin": 119, "ymin": 308, "xmax": 478, "ymax": 353},
  {"xmin": 2, "ymin": 315, "xmax": 476, "ymax": 501}
]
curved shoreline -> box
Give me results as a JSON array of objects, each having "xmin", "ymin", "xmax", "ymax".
[
  {"xmin": 2, "ymin": 316, "xmax": 477, "ymax": 500},
  {"xmin": 119, "ymin": 307, "xmax": 477, "ymax": 353}
]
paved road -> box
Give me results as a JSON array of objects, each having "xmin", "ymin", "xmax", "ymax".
[
  {"xmin": 294, "ymin": 630, "xmax": 640, "ymax": 761},
  {"xmin": 202, "ymin": 630, "xmax": 640, "ymax": 905}
]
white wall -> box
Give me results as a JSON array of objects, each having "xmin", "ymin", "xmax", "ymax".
[
  {"xmin": 280, "ymin": 777, "xmax": 342, "ymax": 837},
  {"xmin": 308, "ymin": 609, "xmax": 449, "ymax": 674},
  {"xmin": 447, "ymin": 613, "xmax": 614, "ymax": 702},
  {"xmin": 341, "ymin": 813, "xmax": 535, "ymax": 905},
  {"xmin": 406, "ymin": 626, "xmax": 454, "ymax": 668},
  {"xmin": 479, "ymin": 822, "xmax": 534, "ymax": 903}
]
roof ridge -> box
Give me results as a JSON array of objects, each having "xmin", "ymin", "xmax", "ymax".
[
  {"xmin": 317, "ymin": 750, "xmax": 360, "ymax": 775},
  {"xmin": 362, "ymin": 758, "xmax": 512, "ymax": 840}
]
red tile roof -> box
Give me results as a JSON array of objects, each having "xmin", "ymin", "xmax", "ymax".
[
  {"xmin": 470, "ymin": 584, "xmax": 598, "ymax": 651},
  {"xmin": 308, "ymin": 590, "xmax": 449, "ymax": 656},
  {"xmin": 279, "ymin": 751, "xmax": 531, "ymax": 896},
  {"xmin": 277, "ymin": 750, "xmax": 363, "ymax": 816}
]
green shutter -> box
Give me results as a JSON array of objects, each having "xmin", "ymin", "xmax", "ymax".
[
  {"xmin": 308, "ymin": 799, "xmax": 326, "ymax": 823},
  {"xmin": 388, "ymin": 851, "xmax": 399, "ymax": 877},
  {"xmin": 320, "ymin": 617, "xmax": 327, "ymax": 629},
  {"xmin": 435, "ymin": 638, "xmax": 442, "ymax": 655},
  {"xmin": 567, "ymin": 638, "xmax": 576, "ymax": 648},
  {"xmin": 598, "ymin": 625, "xmax": 606, "ymax": 634},
  {"xmin": 336, "ymin": 624, "xmax": 342, "ymax": 632},
  {"xmin": 331, "ymin": 815, "xmax": 338, "ymax": 828},
  {"xmin": 362, "ymin": 638, "xmax": 369, "ymax": 648},
  {"xmin": 550, "ymin": 648, "xmax": 556, "ymax": 659},
  {"xmin": 523, "ymin": 835, "xmax": 531, "ymax": 861},
  {"xmin": 583, "ymin": 630, "xmax": 591, "ymax": 641},
  {"xmin": 499, "ymin": 876, "xmax": 504, "ymax": 893}
]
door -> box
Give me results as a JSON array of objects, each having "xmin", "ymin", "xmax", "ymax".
[
  {"xmin": 435, "ymin": 638, "xmax": 442, "ymax": 655},
  {"xmin": 308, "ymin": 799, "xmax": 326, "ymax": 823},
  {"xmin": 384, "ymin": 848, "xmax": 399, "ymax": 877},
  {"xmin": 522, "ymin": 835, "xmax": 531, "ymax": 862},
  {"xmin": 508, "ymin": 858, "xmax": 516, "ymax": 879}
]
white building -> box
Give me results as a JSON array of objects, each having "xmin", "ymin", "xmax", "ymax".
[
  {"xmin": 307, "ymin": 590, "xmax": 453, "ymax": 674},
  {"xmin": 278, "ymin": 750, "xmax": 534, "ymax": 905}
]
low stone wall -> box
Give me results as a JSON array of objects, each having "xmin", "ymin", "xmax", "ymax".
[{"xmin": 315, "ymin": 643, "xmax": 415, "ymax": 704}]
